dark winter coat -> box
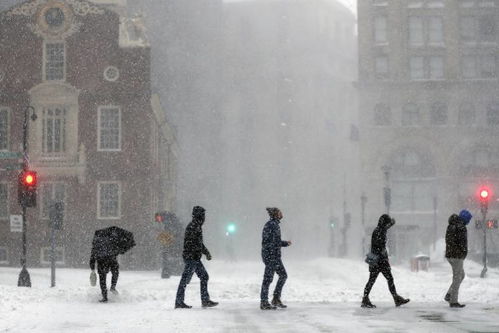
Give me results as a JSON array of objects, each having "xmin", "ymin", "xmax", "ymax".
[
  {"xmin": 370, "ymin": 214, "xmax": 394, "ymax": 267},
  {"xmin": 445, "ymin": 214, "xmax": 468, "ymax": 259},
  {"xmin": 261, "ymin": 219, "xmax": 289, "ymax": 264},
  {"xmin": 182, "ymin": 218, "xmax": 211, "ymax": 261},
  {"xmin": 89, "ymin": 251, "xmax": 117, "ymax": 271}
]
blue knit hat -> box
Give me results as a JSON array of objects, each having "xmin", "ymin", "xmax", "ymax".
[{"xmin": 459, "ymin": 209, "xmax": 472, "ymax": 225}]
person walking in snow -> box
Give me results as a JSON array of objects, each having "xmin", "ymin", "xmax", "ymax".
[
  {"xmin": 361, "ymin": 214, "xmax": 410, "ymax": 308},
  {"xmin": 175, "ymin": 206, "xmax": 218, "ymax": 309},
  {"xmin": 444, "ymin": 210, "xmax": 471, "ymax": 308},
  {"xmin": 260, "ymin": 207, "xmax": 292, "ymax": 310},
  {"xmin": 89, "ymin": 251, "xmax": 119, "ymax": 303}
]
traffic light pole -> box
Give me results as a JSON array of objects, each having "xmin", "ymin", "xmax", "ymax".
[
  {"xmin": 17, "ymin": 106, "xmax": 36, "ymax": 288},
  {"xmin": 480, "ymin": 205, "xmax": 488, "ymax": 278}
]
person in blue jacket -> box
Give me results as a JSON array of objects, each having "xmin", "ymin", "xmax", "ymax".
[{"xmin": 260, "ymin": 207, "xmax": 292, "ymax": 310}]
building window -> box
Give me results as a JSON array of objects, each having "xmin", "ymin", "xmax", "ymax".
[
  {"xmin": 479, "ymin": 15, "xmax": 496, "ymax": 42},
  {"xmin": 98, "ymin": 182, "xmax": 121, "ymax": 219},
  {"xmin": 430, "ymin": 102, "xmax": 447, "ymax": 125},
  {"xmin": 409, "ymin": 0, "xmax": 445, "ymax": 8},
  {"xmin": 402, "ymin": 103, "xmax": 421, "ymax": 126},
  {"xmin": 42, "ymin": 107, "xmax": 67, "ymax": 155},
  {"xmin": 487, "ymin": 102, "xmax": 499, "ymax": 126},
  {"xmin": 44, "ymin": 42, "xmax": 65, "ymax": 81},
  {"xmin": 460, "ymin": 15, "xmax": 497, "ymax": 43},
  {"xmin": 410, "ymin": 56, "xmax": 444, "ymax": 80},
  {"xmin": 465, "ymin": 54, "xmax": 498, "ymax": 78},
  {"xmin": 374, "ymin": 16, "xmax": 388, "ymax": 44},
  {"xmin": 375, "ymin": 56, "xmax": 389, "ymax": 79},
  {"xmin": 98, "ymin": 106, "xmax": 121, "ymax": 151},
  {"xmin": 374, "ymin": 103, "xmax": 392, "ymax": 126},
  {"xmin": 40, "ymin": 247, "xmax": 65, "ymax": 265},
  {"xmin": 41, "ymin": 182, "xmax": 66, "ymax": 220},
  {"xmin": 372, "ymin": 0, "xmax": 388, "ymax": 6},
  {"xmin": 0, "ymin": 107, "xmax": 9, "ymax": 150},
  {"xmin": 409, "ymin": 16, "xmax": 444, "ymax": 47},
  {"xmin": 458, "ymin": 102, "xmax": 476, "ymax": 125},
  {"xmin": 0, "ymin": 183, "xmax": 8, "ymax": 218},
  {"xmin": 0, "ymin": 247, "xmax": 8, "ymax": 264}
]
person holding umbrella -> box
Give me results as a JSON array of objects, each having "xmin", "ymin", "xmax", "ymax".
[
  {"xmin": 175, "ymin": 206, "xmax": 218, "ymax": 309},
  {"xmin": 89, "ymin": 226, "xmax": 136, "ymax": 303}
]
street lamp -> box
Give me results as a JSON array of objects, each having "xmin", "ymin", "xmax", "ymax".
[
  {"xmin": 18, "ymin": 105, "xmax": 37, "ymax": 288},
  {"xmin": 381, "ymin": 165, "xmax": 391, "ymax": 214},
  {"xmin": 360, "ymin": 192, "xmax": 367, "ymax": 254}
]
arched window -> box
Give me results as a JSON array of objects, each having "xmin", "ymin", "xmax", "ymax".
[
  {"xmin": 402, "ymin": 103, "xmax": 421, "ymax": 126},
  {"xmin": 458, "ymin": 102, "xmax": 475, "ymax": 126},
  {"xmin": 487, "ymin": 102, "xmax": 499, "ymax": 126},
  {"xmin": 374, "ymin": 103, "xmax": 391, "ymax": 125},
  {"xmin": 430, "ymin": 102, "xmax": 447, "ymax": 125}
]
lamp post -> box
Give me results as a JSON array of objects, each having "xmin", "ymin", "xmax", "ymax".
[
  {"xmin": 382, "ymin": 166, "xmax": 391, "ymax": 214},
  {"xmin": 18, "ymin": 106, "xmax": 37, "ymax": 288},
  {"xmin": 361, "ymin": 192, "xmax": 367, "ymax": 254}
]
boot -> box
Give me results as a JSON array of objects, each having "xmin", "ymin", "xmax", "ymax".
[
  {"xmin": 174, "ymin": 302, "xmax": 192, "ymax": 309},
  {"xmin": 394, "ymin": 295, "xmax": 410, "ymax": 307},
  {"xmin": 444, "ymin": 293, "xmax": 450, "ymax": 302},
  {"xmin": 361, "ymin": 296, "xmax": 376, "ymax": 308},
  {"xmin": 271, "ymin": 296, "xmax": 287, "ymax": 308},
  {"xmin": 110, "ymin": 287, "xmax": 119, "ymax": 295},
  {"xmin": 202, "ymin": 300, "xmax": 219, "ymax": 308},
  {"xmin": 260, "ymin": 301, "xmax": 277, "ymax": 310},
  {"xmin": 99, "ymin": 290, "xmax": 108, "ymax": 303},
  {"xmin": 450, "ymin": 303, "xmax": 465, "ymax": 308}
]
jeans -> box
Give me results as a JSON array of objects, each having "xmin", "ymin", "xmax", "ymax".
[
  {"xmin": 260, "ymin": 259, "xmax": 288, "ymax": 302},
  {"xmin": 447, "ymin": 258, "xmax": 465, "ymax": 303},
  {"xmin": 175, "ymin": 260, "xmax": 210, "ymax": 303},
  {"xmin": 97, "ymin": 259, "xmax": 119, "ymax": 299},
  {"xmin": 363, "ymin": 262, "xmax": 397, "ymax": 298}
]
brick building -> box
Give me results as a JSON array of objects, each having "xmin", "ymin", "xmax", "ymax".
[{"xmin": 0, "ymin": 0, "xmax": 177, "ymax": 269}]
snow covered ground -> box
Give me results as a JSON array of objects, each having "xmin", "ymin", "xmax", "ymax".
[{"xmin": 1, "ymin": 258, "xmax": 499, "ymax": 332}]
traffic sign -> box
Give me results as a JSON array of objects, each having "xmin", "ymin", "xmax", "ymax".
[
  {"xmin": 0, "ymin": 152, "xmax": 22, "ymax": 159},
  {"xmin": 10, "ymin": 215, "xmax": 22, "ymax": 232}
]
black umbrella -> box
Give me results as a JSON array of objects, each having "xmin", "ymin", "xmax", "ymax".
[{"xmin": 91, "ymin": 226, "xmax": 136, "ymax": 259}]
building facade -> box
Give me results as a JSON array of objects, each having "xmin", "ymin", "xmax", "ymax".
[
  {"xmin": 0, "ymin": 0, "xmax": 177, "ymax": 269},
  {"xmin": 357, "ymin": 0, "xmax": 499, "ymax": 260}
]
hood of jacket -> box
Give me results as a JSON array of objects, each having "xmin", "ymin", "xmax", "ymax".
[
  {"xmin": 448, "ymin": 214, "xmax": 463, "ymax": 226},
  {"xmin": 378, "ymin": 214, "xmax": 395, "ymax": 229}
]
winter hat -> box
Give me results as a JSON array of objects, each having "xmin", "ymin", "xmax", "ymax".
[
  {"xmin": 458, "ymin": 209, "xmax": 472, "ymax": 225},
  {"xmin": 192, "ymin": 206, "xmax": 205, "ymax": 219},
  {"xmin": 266, "ymin": 207, "xmax": 281, "ymax": 220}
]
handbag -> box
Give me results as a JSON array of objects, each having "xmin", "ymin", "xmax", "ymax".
[
  {"xmin": 365, "ymin": 252, "xmax": 380, "ymax": 266},
  {"xmin": 90, "ymin": 270, "xmax": 97, "ymax": 287}
]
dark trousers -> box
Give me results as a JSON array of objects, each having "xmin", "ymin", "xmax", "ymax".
[
  {"xmin": 175, "ymin": 260, "xmax": 210, "ymax": 304},
  {"xmin": 97, "ymin": 259, "xmax": 119, "ymax": 299},
  {"xmin": 363, "ymin": 263, "xmax": 397, "ymax": 298},
  {"xmin": 260, "ymin": 259, "xmax": 288, "ymax": 302}
]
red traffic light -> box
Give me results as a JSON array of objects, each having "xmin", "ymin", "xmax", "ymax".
[
  {"xmin": 21, "ymin": 171, "xmax": 37, "ymax": 186},
  {"xmin": 155, "ymin": 213, "xmax": 164, "ymax": 223},
  {"xmin": 487, "ymin": 219, "xmax": 498, "ymax": 229},
  {"xmin": 478, "ymin": 186, "xmax": 492, "ymax": 202}
]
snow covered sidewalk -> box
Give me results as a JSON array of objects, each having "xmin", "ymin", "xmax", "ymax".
[{"xmin": 1, "ymin": 258, "xmax": 499, "ymax": 332}]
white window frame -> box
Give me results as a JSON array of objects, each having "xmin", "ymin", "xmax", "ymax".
[
  {"xmin": 40, "ymin": 182, "xmax": 66, "ymax": 220},
  {"xmin": 0, "ymin": 107, "xmax": 10, "ymax": 151},
  {"xmin": 43, "ymin": 41, "xmax": 66, "ymax": 81},
  {"xmin": 97, "ymin": 106, "xmax": 122, "ymax": 152},
  {"xmin": 40, "ymin": 247, "xmax": 65, "ymax": 265},
  {"xmin": 409, "ymin": 56, "xmax": 445, "ymax": 80},
  {"xmin": 409, "ymin": 16, "xmax": 444, "ymax": 47},
  {"xmin": 0, "ymin": 247, "xmax": 8, "ymax": 264},
  {"xmin": 41, "ymin": 106, "xmax": 68, "ymax": 156},
  {"xmin": 97, "ymin": 181, "xmax": 122, "ymax": 220},
  {"xmin": 375, "ymin": 55, "xmax": 389, "ymax": 79},
  {"xmin": 0, "ymin": 182, "xmax": 9, "ymax": 219},
  {"xmin": 374, "ymin": 16, "xmax": 388, "ymax": 44}
]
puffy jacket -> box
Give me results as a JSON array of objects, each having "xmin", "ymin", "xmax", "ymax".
[
  {"xmin": 182, "ymin": 218, "xmax": 211, "ymax": 261},
  {"xmin": 261, "ymin": 219, "xmax": 289, "ymax": 263},
  {"xmin": 445, "ymin": 214, "xmax": 468, "ymax": 259}
]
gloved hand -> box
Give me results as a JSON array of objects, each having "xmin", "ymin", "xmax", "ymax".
[{"xmin": 206, "ymin": 253, "xmax": 212, "ymax": 261}]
